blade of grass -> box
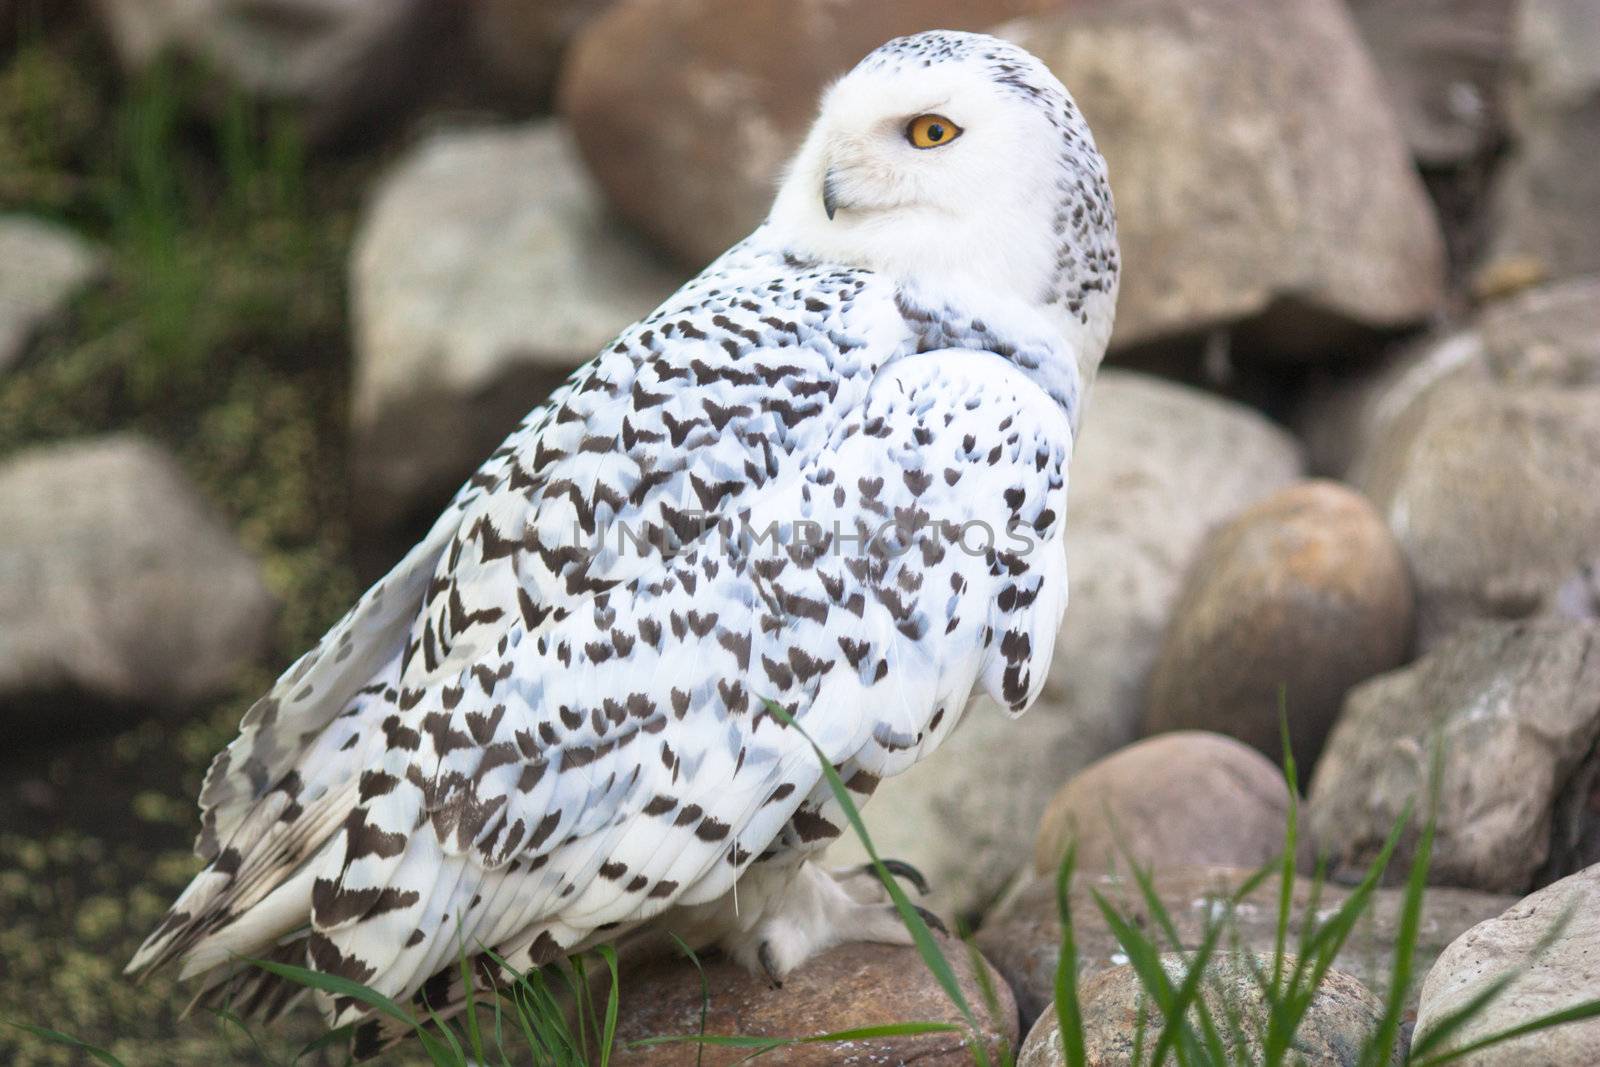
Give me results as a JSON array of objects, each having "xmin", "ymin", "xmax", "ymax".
[
  {"xmin": 669, "ymin": 933, "xmax": 712, "ymax": 1067},
  {"xmin": 5, "ymin": 1023, "xmax": 130, "ymax": 1067},
  {"xmin": 1052, "ymin": 846, "xmax": 1088, "ymax": 1067},
  {"xmin": 1412, "ymin": 999, "xmax": 1600, "ymax": 1066},
  {"xmin": 597, "ymin": 945, "xmax": 621, "ymax": 1067}
]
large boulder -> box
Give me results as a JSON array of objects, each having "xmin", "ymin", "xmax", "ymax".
[
  {"xmin": 1415, "ymin": 864, "xmax": 1600, "ymax": 1065},
  {"xmin": 1346, "ymin": 0, "xmax": 1518, "ymax": 166},
  {"xmin": 1017, "ymin": 953, "xmax": 1393, "ymax": 1066},
  {"xmin": 827, "ymin": 373, "xmax": 1304, "ymax": 916},
  {"xmin": 1309, "ymin": 620, "xmax": 1600, "ymax": 895},
  {"xmin": 1001, "ymin": 0, "xmax": 1445, "ymax": 359},
  {"xmin": 350, "ymin": 121, "xmax": 686, "ymax": 533},
  {"xmin": 979, "ymin": 864, "xmax": 1513, "ymax": 1034},
  {"xmin": 1360, "ymin": 381, "xmax": 1600, "ymax": 647},
  {"xmin": 608, "ymin": 937, "xmax": 1017, "ymax": 1066},
  {"xmin": 89, "ymin": 0, "xmax": 453, "ymax": 143},
  {"xmin": 0, "ymin": 436, "xmax": 275, "ymax": 733},
  {"xmin": 559, "ymin": 0, "xmax": 1068, "ymax": 267},
  {"xmin": 1032, "ymin": 732, "xmax": 1303, "ymax": 880},
  {"xmin": 1478, "ymin": 0, "xmax": 1600, "ymax": 290},
  {"xmin": 1143, "ymin": 481, "xmax": 1413, "ymax": 771},
  {"xmin": 0, "ymin": 215, "xmax": 105, "ymax": 372},
  {"xmin": 1297, "ymin": 274, "xmax": 1600, "ymax": 477}
]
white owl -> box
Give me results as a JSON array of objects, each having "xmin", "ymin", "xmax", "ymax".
[{"xmin": 129, "ymin": 29, "xmax": 1118, "ymax": 1057}]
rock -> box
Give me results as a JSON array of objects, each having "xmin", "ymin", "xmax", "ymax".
[
  {"xmin": 1415, "ymin": 864, "xmax": 1600, "ymax": 1065},
  {"xmin": 1309, "ymin": 621, "xmax": 1600, "ymax": 895},
  {"xmin": 1347, "ymin": 0, "xmax": 1517, "ymax": 166},
  {"xmin": 0, "ymin": 215, "xmax": 104, "ymax": 372},
  {"xmin": 89, "ymin": 0, "xmax": 452, "ymax": 143},
  {"xmin": 467, "ymin": 0, "xmax": 613, "ymax": 110},
  {"xmin": 981, "ymin": 865, "xmax": 1513, "ymax": 1034},
  {"xmin": 1359, "ymin": 381, "xmax": 1600, "ymax": 646},
  {"xmin": 607, "ymin": 936, "xmax": 1017, "ymax": 1066},
  {"xmin": 1000, "ymin": 0, "xmax": 1445, "ymax": 360},
  {"xmin": 1478, "ymin": 0, "xmax": 1600, "ymax": 290},
  {"xmin": 0, "ymin": 436, "xmax": 275, "ymax": 733},
  {"xmin": 1033, "ymin": 733, "xmax": 1303, "ymax": 880},
  {"xmin": 350, "ymin": 121, "xmax": 685, "ymax": 533},
  {"xmin": 827, "ymin": 373, "xmax": 1304, "ymax": 917},
  {"xmin": 559, "ymin": 0, "xmax": 1063, "ymax": 268},
  {"xmin": 1017, "ymin": 952, "xmax": 1392, "ymax": 1066},
  {"xmin": 1143, "ymin": 482, "xmax": 1413, "ymax": 771},
  {"xmin": 1296, "ymin": 274, "xmax": 1600, "ymax": 479}
]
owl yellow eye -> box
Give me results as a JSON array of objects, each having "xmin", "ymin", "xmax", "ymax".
[{"xmin": 906, "ymin": 114, "xmax": 962, "ymax": 150}]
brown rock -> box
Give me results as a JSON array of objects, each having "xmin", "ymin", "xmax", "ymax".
[
  {"xmin": 980, "ymin": 864, "xmax": 1516, "ymax": 1034},
  {"xmin": 608, "ymin": 936, "xmax": 1017, "ymax": 1066},
  {"xmin": 467, "ymin": 0, "xmax": 613, "ymax": 109},
  {"xmin": 1001, "ymin": 0, "xmax": 1445, "ymax": 360},
  {"xmin": 559, "ymin": 0, "xmax": 1062, "ymax": 267},
  {"xmin": 1309, "ymin": 620, "xmax": 1600, "ymax": 894},
  {"xmin": 1415, "ymin": 864, "xmax": 1600, "ymax": 1065},
  {"xmin": 1033, "ymin": 733, "xmax": 1303, "ymax": 879},
  {"xmin": 1143, "ymin": 482, "xmax": 1413, "ymax": 771},
  {"xmin": 1017, "ymin": 952, "xmax": 1395, "ymax": 1066}
]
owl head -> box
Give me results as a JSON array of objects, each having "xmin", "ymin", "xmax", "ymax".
[{"xmin": 768, "ymin": 30, "xmax": 1119, "ymax": 363}]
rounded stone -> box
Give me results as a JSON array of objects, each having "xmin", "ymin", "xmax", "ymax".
[
  {"xmin": 607, "ymin": 936, "xmax": 1017, "ymax": 1066},
  {"xmin": 1143, "ymin": 480, "xmax": 1413, "ymax": 772},
  {"xmin": 1016, "ymin": 953, "xmax": 1395, "ymax": 1066},
  {"xmin": 1032, "ymin": 732, "xmax": 1304, "ymax": 879}
]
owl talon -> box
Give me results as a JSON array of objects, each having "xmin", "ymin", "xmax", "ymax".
[
  {"xmin": 905, "ymin": 904, "xmax": 948, "ymax": 936},
  {"xmin": 758, "ymin": 941, "xmax": 784, "ymax": 988},
  {"xmin": 871, "ymin": 859, "xmax": 932, "ymax": 896}
]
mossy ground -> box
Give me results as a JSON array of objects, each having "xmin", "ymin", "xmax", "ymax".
[{"xmin": 0, "ymin": 13, "xmax": 426, "ymax": 1064}]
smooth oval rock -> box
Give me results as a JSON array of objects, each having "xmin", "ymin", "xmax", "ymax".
[
  {"xmin": 827, "ymin": 373, "xmax": 1304, "ymax": 916},
  {"xmin": 1001, "ymin": 0, "xmax": 1445, "ymax": 360},
  {"xmin": 1309, "ymin": 620, "xmax": 1600, "ymax": 894},
  {"xmin": 1017, "ymin": 953, "xmax": 1395, "ymax": 1066},
  {"xmin": 980, "ymin": 864, "xmax": 1515, "ymax": 1035},
  {"xmin": 1033, "ymin": 732, "xmax": 1302, "ymax": 879},
  {"xmin": 350, "ymin": 120, "xmax": 686, "ymax": 533},
  {"xmin": 1143, "ymin": 481, "xmax": 1413, "ymax": 771},
  {"xmin": 559, "ymin": 0, "xmax": 1065, "ymax": 267},
  {"xmin": 0, "ymin": 214, "xmax": 105, "ymax": 372},
  {"xmin": 608, "ymin": 936, "xmax": 1017, "ymax": 1066},
  {"xmin": 1415, "ymin": 863, "xmax": 1600, "ymax": 1065},
  {"xmin": 0, "ymin": 435, "xmax": 275, "ymax": 733}
]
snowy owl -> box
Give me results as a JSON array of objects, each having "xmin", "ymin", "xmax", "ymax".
[{"xmin": 130, "ymin": 29, "xmax": 1118, "ymax": 1056}]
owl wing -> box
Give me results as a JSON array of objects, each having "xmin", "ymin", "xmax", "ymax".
[{"xmin": 278, "ymin": 349, "xmax": 1074, "ymax": 1027}]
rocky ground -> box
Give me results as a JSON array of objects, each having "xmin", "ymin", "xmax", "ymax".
[{"xmin": 2, "ymin": 0, "xmax": 1599, "ymax": 1064}]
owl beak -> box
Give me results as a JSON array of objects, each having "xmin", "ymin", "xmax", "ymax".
[{"xmin": 822, "ymin": 166, "xmax": 842, "ymax": 221}]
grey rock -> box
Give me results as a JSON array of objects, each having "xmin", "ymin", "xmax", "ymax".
[
  {"xmin": 1309, "ymin": 620, "xmax": 1600, "ymax": 895},
  {"xmin": 89, "ymin": 0, "xmax": 450, "ymax": 142},
  {"xmin": 1143, "ymin": 481, "xmax": 1413, "ymax": 771},
  {"xmin": 983, "ymin": 865, "xmax": 1513, "ymax": 1040},
  {"xmin": 1017, "ymin": 951, "xmax": 1395, "ymax": 1066},
  {"xmin": 1000, "ymin": 0, "xmax": 1446, "ymax": 359},
  {"xmin": 1415, "ymin": 864, "xmax": 1600, "ymax": 1065},
  {"xmin": 827, "ymin": 373, "xmax": 1304, "ymax": 916},
  {"xmin": 0, "ymin": 215, "xmax": 104, "ymax": 372},
  {"xmin": 350, "ymin": 121, "xmax": 686, "ymax": 532},
  {"xmin": 1360, "ymin": 382, "xmax": 1600, "ymax": 646},
  {"xmin": 1348, "ymin": 0, "xmax": 1517, "ymax": 166},
  {"xmin": 1033, "ymin": 732, "xmax": 1304, "ymax": 881},
  {"xmin": 1297, "ymin": 275, "xmax": 1600, "ymax": 478},
  {"xmin": 0, "ymin": 436, "xmax": 275, "ymax": 731},
  {"xmin": 1479, "ymin": 0, "xmax": 1600, "ymax": 289}
]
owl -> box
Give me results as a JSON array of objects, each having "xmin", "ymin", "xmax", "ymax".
[{"xmin": 129, "ymin": 28, "xmax": 1118, "ymax": 1057}]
